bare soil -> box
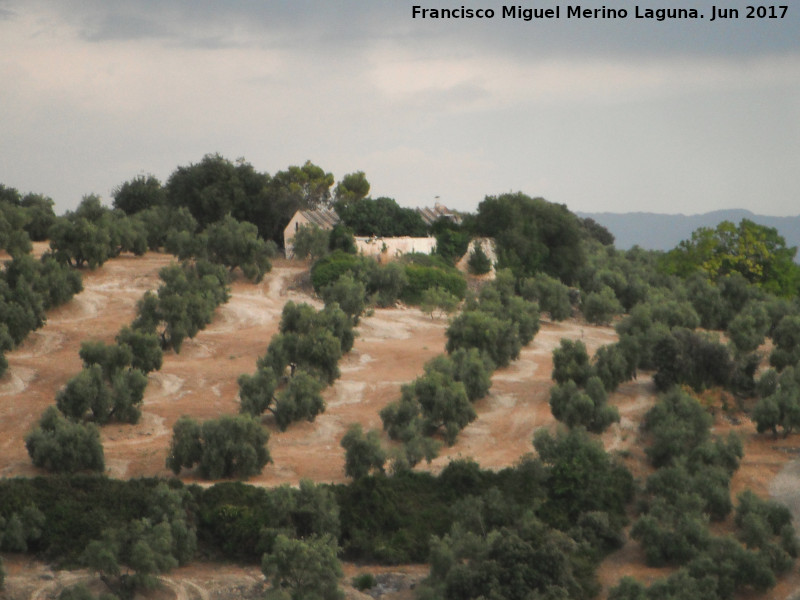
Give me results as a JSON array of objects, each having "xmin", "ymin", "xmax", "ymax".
[{"xmin": 2, "ymin": 249, "xmax": 800, "ymax": 599}]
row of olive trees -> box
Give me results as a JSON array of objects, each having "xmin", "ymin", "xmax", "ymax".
[
  {"xmin": 361, "ymin": 270, "xmax": 539, "ymax": 477},
  {"xmin": 0, "ymin": 253, "xmax": 83, "ymax": 377},
  {"xmin": 167, "ymin": 299, "xmax": 357, "ymax": 480},
  {"xmin": 0, "ymin": 184, "xmax": 58, "ymax": 252},
  {"xmin": 49, "ymin": 192, "xmax": 277, "ymax": 282},
  {"xmin": 240, "ymin": 302, "xmax": 354, "ymax": 421},
  {"xmin": 577, "ymin": 223, "xmax": 800, "ymax": 398},
  {"xmin": 548, "ymin": 338, "xmax": 633, "ymax": 433},
  {"xmin": 609, "ymin": 388, "xmax": 798, "ymax": 600},
  {"xmin": 26, "ymin": 260, "xmax": 231, "ymax": 474}
]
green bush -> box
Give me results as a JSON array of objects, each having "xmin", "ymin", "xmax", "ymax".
[
  {"xmin": 310, "ymin": 251, "xmax": 372, "ymax": 292},
  {"xmin": 467, "ymin": 241, "xmax": 492, "ymax": 275},
  {"xmin": 25, "ymin": 407, "xmax": 105, "ymax": 474},
  {"xmin": 351, "ymin": 573, "xmax": 377, "ymax": 591},
  {"xmin": 400, "ymin": 264, "xmax": 466, "ymax": 305},
  {"xmin": 446, "ymin": 310, "xmax": 520, "ymax": 368},
  {"xmin": 582, "ymin": 285, "xmax": 622, "ymax": 325},
  {"xmin": 519, "ymin": 273, "xmax": 572, "ymax": 321},
  {"xmin": 643, "ymin": 389, "xmax": 713, "ymax": 468}
]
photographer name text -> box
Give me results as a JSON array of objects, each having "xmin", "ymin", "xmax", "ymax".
[{"xmin": 411, "ymin": 5, "xmax": 788, "ymax": 22}]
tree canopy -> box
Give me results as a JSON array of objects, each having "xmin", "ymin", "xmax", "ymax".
[
  {"xmin": 335, "ymin": 196, "xmax": 428, "ymax": 237},
  {"xmin": 662, "ymin": 219, "xmax": 800, "ymax": 296},
  {"xmin": 474, "ymin": 192, "xmax": 585, "ymax": 283}
]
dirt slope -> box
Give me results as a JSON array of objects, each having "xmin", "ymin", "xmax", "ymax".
[{"xmin": 2, "ymin": 250, "xmax": 800, "ymax": 599}]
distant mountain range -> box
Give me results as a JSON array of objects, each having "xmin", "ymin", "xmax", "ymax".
[{"xmin": 577, "ymin": 210, "xmax": 800, "ymax": 258}]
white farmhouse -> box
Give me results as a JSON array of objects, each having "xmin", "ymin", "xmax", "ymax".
[
  {"xmin": 283, "ymin": 208, "xmax": 341, "ymax": 258},
  {"xmin": 283, "ymin": 204, "xmax": 459, "ymax": 260}
]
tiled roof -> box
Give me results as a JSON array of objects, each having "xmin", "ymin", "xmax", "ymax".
[
  {"xmin": 416, "ymin": 203, "xmax": 461, "ymax": 226},
  {"xmin": 300, "ymin": 208, "xmax": 340, "ymax": 229}
]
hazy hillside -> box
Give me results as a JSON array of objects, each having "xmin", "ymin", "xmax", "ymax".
[{"xmin": 579, "ymin": 210, "xmax": 800, "ymax": 256}]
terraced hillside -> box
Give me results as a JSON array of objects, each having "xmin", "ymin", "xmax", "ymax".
[{"xmin": 2, "ymin": 247, "xmax": 800, "ymax": 599}]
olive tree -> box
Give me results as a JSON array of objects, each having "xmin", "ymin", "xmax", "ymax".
[
  {"xmin": 582, "ymin": 285, "xmax": 622, "ymax": 325},
  {"xmin": 340, "ymin": 424, "xmax": 386, "ymax": 479},
  {"xmin": 319, "ymin": 272, "xmax": 366, "ymax": 324},
  {"xmin": 519, "ymin": 273, "xmax": 572, "ymax": 321},
  {"xmin": 203, "ymin": 214, "xmax": 274, "ymax": 282},
  {"xmin": 166, "ymin": 414, "xmax": 271, "ymax": 479},
  {"xmin": 291, "ymin": 223, "xmax": 330, "ymax": 261},
  {"xmin": 549, "ymin": 376, "xmax": 619, "ymax": 433},
  {"xmin": 753, "ymin": 366, "xmax": 800, "ymax": 438},
  {"xmin": 25, "ymin": 406, "xmax": 105, "ymax": 473},
  {"xmin": 261, "ymin": 534, "xmax": 344, "ymax": 600},
  {"xmin": 273, "ymin": 371, "xmax": 326, "ymax": 431},
  {"xmin": 551, "ymin": 339, "xmax": 593, "ymax": 386},
  {"xmin": 56, "ymin": 363, "xmax": 148, "ymax": 425},
  {"xmin": 446, "ymin": 310, "xmax": 520, "ymax": 368},
  {"xmin": 420, "ymin": 286, "xmax": 459, "ymax": 319},
  {"xmin": 83, "ymin": 483, "xmax": 196, "ymax": 594}
]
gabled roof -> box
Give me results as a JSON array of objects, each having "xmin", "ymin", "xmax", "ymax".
[
  {"xmin": 416, "ymin": 203, "xmax": 462, "ymax": 226},
  {"xmin": 299, "ymin": 208, "xmax": 340, "ymax": 229}
]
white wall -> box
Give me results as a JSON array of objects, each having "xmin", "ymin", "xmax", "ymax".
[{"xmin": 354, "ymin": 236, "xmax": 437, "ymax": 262}]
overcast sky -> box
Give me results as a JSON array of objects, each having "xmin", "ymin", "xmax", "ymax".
[{"xmin": 1, "ymin": 0, "xmax": 798, "ymax": 217}]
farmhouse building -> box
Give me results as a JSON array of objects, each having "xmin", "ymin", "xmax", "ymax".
[{"xmin": 283, "ymin": 204, "xmax": 459, "ymax": 260}]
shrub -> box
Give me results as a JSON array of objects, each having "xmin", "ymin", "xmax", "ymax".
[
  {"xmin": 643, "ymin": 389, "xmax": 713, "ymax": 468},
  {"xmin": 341, "ymin": 424, "xmax": 386, "ymax": 479},
  {"xmin": 582, "ymin": 285, "xmax": 622, "ymax": 325},
  {"xmin": 552, "ymin": 339, "xmax": 593, "ymax": 386},
  {"xmin": 446, "ymin": 311, "xmax": 520, "ymax": 368},
  {"xmin": 519, "ymin": 273, "xmax": 572, "ymax": 321},
  {"xmin": 401, "ymin": 264, "xmax": 466, "ymax": 305},
  {"xmin": 467, "ymin": 241, "xmax": 492, "ymax": 275},
  {"xmin": 368, "ymin": 262, "xmax": 407, "ymax": 308},
  {"xmin": 352, "ymin": 573, "xmax": 377, "ymax": 591},
  {"xmin": 310, "ymin": 251, "xmax": 372, "ymax": 292}
]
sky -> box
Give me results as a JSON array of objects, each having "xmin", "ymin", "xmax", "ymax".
[{"xmin": 1, "ymin": 0, "xmax": 798, "ymax": 217}]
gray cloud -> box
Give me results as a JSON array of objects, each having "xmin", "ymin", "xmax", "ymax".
[
  {"xmin": 18, "ymin": 0, "xmax": 800, "ymax": 57},
  {"xmin": 1, "ymin": 0, "xmax": 798, "ymax": 216}
]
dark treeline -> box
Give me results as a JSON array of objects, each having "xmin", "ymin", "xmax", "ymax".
[{"xmin": 0, "ymin": 434, "xmax": 633, "ymax": 597}]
